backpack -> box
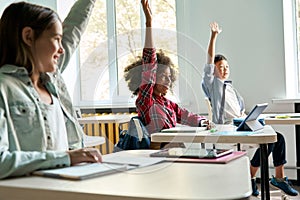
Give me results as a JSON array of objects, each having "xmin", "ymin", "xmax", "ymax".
[{"xmin": 113, "ymin": 116, "xmax": 150, "ymax": 152}]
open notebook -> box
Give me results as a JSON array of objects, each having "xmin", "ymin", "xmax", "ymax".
[
  {"xmin": 161, "ymin": 126, "xmax": 207, "ymax": 133},
  {"xmin": 32, "ymin": 163, "xmax": 127, "ymax": 180},
  {"xmin": 33, "ymin": 155, "xmax": 165, "ymax": 180}
]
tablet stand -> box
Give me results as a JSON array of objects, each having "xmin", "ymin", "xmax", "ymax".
[{"xmin": 237, "ymin": 119, "xmax": 264, "ymax": 131}]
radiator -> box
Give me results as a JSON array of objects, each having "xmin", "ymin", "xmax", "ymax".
[{"xmin": 81, "ymin": 113, "xmax": 134, "ymax": 154}]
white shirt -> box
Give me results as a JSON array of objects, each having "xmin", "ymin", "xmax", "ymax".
[
  {"xmin": 42, "ymin": 95, "xmax": 69, "ymax": 151},
  {"xmin": 224, "ymin": 84, "xmax": 242, "ymax": 124}
]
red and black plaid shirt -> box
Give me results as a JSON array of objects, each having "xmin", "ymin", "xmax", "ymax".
[{"xmin": 136, "ymin": 48, "xmax": 206, "ymax": 134}]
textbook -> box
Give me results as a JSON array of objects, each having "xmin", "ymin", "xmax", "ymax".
[{"xmin": 32, "ymin": 163, "xmax": 127, "ymax": 180}]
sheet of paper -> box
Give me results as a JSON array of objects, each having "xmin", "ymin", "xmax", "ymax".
[
  {"xmin": 211, "ymin": 131, "xmax": 263, "ymax": 136},
  {"xmin": 161, "ymin": 126, "xmax": 207, "ymax": 133}
]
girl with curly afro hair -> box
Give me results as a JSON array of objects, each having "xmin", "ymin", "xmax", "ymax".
[{"xmin": 123, "ymin": 0, "xmax": 210, "ymax": 141}]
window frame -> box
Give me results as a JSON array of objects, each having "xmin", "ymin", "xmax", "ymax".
[{"xmin": 72, "ymin": 0, "xmax": 177, "ymax": 108}]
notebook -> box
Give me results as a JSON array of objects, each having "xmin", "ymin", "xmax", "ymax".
[
  {"xmin": 32, "ymin": 163, "xmax": 127, "ymax": 180},
  {"xmin": 161, "ymin": 126, "xmax": 207, "ymax": 133},
  {"xmin": 150, "ymin": 147, "xmax": 233, "ymax": 159},
  {"xmin": 236, "ymin": 103, "xmax": 268, "ymax": 132}
]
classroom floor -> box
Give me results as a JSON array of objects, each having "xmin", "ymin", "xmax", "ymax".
[{"xmin": 249, "ymin": 183, "xmax": 300, "ymax": 200}]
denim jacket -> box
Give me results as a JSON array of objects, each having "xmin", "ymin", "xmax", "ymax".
[
  {"xmin": 0, "ymin": 0, "xmax": 95, "ymax": 179},
  {"xmin": 202, "ymin": 63, "xmax": 245, "ymax": 124}
]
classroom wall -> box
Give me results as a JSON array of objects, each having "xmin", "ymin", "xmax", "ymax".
[
  {"xmin": 176, "ymin": 0, "xmax": 293, "ymax": 114},
  {"xmin": 176, "ymin": 0, "xmax": 297, "ymax": 171}
]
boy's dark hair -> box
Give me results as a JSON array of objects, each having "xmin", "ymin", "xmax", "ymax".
[
  {"xmin": 124, "ymin": 50, "xmax": 178, "ymax": 95},
  {"xmin": 214, "ymin": 54, "xmax": 227, "ymax": 64}
]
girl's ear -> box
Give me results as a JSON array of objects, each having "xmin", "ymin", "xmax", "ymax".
[{"xmin": 22, "ymin": 27, "xmax": 34, "ymax": 47}]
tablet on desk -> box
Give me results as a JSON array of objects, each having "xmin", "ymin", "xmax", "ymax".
[
  {"xmin": 150, "ymin": 148, "xmax": 233, "ymax": 159},
  {"xmin": 236, "ymin": 103, "xmax": 268, "ymax": 132}
]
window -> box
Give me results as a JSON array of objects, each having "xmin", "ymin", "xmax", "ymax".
[
  {"xmin": 77, "ymin": 0, "xmax": 177, "ymax": 107},
  {"xmin": 296, "ymin": 0, "xmax": 300, "ymax": 93},
  {"xmin": 283, "ymin": 0, "xmax": 300, "ymax": 98}
]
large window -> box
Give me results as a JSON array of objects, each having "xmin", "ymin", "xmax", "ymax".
[
  {"xmin": 283, "ymin": 0, "xmax": 300, "ymax": 98},
  {"xmin": 77, "ymin": 0, "xmax": 177, "ymax": 107},
  {"xmin": 296, "ymin": 0, "xmax": 300, "ymax": 93}
]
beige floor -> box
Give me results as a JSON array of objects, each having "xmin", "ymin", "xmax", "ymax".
[{"xmin": 249, "ymin": 183, "xmax": 300, "ymax": 200}]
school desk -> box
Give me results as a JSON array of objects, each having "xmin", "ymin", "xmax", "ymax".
[
  {"xmin": 263, "ymin": 113, "xmax": 300, "ymax": 185},
  {"xmin": 151, "ymin": 125, "xmax": 277, "ymax": 200},
  {"xmin": 0, "ymin": 150, "xmax": 251, "ymax": 200}
]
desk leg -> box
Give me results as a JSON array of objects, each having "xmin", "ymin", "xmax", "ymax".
[
  {"xmin": 295, "ymin": 103, "xmax": 300, "ymax": 185},
  {"xmin": 296, "ymin": 125, "xmax": 300, "ymax": 185},
  {"xmin": 260, "ymin": 144, "xmax": 270, "ymax": 200}
]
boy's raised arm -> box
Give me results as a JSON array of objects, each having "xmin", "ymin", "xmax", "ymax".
[{"xmin": 207, "ymin": 22, "xmax": 222, "ymax": 64}]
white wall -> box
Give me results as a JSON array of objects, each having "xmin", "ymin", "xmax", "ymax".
[
  {"xmin": 176, "ymin": 0, "xmax": 293, "ymax": 114},
  {"xmin": 0, "ymin": 0, "xmax": 16, "ymax": 14},
  {"xmin": 176, "ymin": 0, "xmax": 297, "ymax": 171}
]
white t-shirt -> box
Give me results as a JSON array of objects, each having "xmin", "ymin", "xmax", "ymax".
[
  {"xmin": 42, "ymin": 95, "xmax": 69, "ymax": 151},
  {"xmin": 224, "ymin": 84, "xmax": 241, "ymax": 124}
]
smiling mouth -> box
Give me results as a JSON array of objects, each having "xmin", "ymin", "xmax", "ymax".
[{"xmin": 54, "ymin": 55, "xmax": 60, "ymax": 61}]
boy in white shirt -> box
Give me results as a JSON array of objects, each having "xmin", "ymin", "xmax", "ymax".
[{"xmin": 202, "ymin": 22, "xmax": 298, "ymax": 197}]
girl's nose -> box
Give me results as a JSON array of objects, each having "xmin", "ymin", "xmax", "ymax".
[
  {"xmin": 166, "ymin": 76, "xmax": 171, "ymax": 83},
  {"xmin": 58, "ymin": 46, "xmax": 65, "ymax": 54}
]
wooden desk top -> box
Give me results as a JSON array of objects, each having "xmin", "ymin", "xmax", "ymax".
[
  {"xmin": 151, "ymin": 125, "xmax": 277, "ymax": 144},
  {"xmin": 78, "ymin": 114, "xmax": 134, "ymax": 124},
  {"xmin": 262, "ymin": 113, "xmax": 300, "ymax": 125},
  {"xmin": 0, "ymin": 150, "xmax": 251, "ymax": 200}
]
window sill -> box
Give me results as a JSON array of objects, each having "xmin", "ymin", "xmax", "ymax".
[{"xmin": 272, "ymin": 98, "xmax": 300, "ymax": 104}]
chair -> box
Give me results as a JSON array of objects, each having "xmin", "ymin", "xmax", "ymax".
[
  {"xmin": 204, "ymin": 97, "xmax": 213, "ymax": 121},
  {"xmin": 204, "ymin": 97, "xmax": 241, "ymax": 150},
  {"xmin": 203, "ymin": 97, "xmax": 213, "ymax": 149},
  {"xmin": 75, "ymin": 108, "xmax": 106, "ymax": 147}
]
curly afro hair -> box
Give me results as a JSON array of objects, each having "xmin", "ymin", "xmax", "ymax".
[{"xmin": 124, "ymin": 50, "xmax": 178, "ymax": 95}]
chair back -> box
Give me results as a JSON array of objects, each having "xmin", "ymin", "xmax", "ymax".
[{"xmin": 204, "ymin": 97, "xmax": 213, "ymax": 121}]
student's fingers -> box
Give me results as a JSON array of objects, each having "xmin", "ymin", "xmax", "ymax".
[
  {"xmin": 68, "ymin": 148, "xmax": 102, "ymax": 165},
  {"xmin": 141, "ymin": 0, "xmax": 152, "ymax": 20},
  {"xmin": 83, "ymin": 148, "xmax": 102, "ymax": 163},
  {"xmin": 141, "ymin": 0, "xmax": 148, "ymax": 12},
  {"xmin": 210, "ymin": 22, "xmax": 222, "ymax": 34},
  {"xmin": 87, "ymin": 148, "xmax": 103, "ymax": 162}
]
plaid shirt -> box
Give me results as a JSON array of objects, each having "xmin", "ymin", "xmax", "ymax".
[{"xmin": 136, "ymin": 48, "xmax": 206, "ymax": 134}]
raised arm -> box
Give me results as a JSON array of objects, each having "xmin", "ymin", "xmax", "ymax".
[
  {"xmin": 59, "ymin": 0, "xmax": 96, "ymax": 72},
  {"xmin": 141, "ymin": 0, "xmax": 153, "ymax": 48},
  {"xmin": 207, "ymin": 22, "xmax": 222, "ymax": 64}
]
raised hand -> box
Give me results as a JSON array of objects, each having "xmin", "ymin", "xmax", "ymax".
[
  {"xmin": 210, "ymin": 22, "xmax": 222, "ymax": 34},
  {"xmin": 141, "ymin": 0, "xmax": 152, "ymax": 27}
]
